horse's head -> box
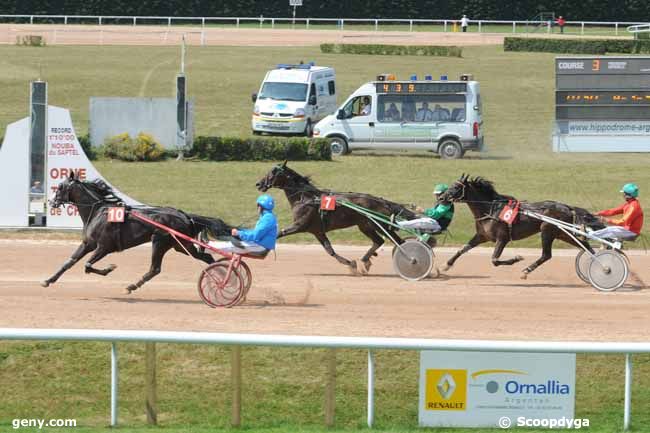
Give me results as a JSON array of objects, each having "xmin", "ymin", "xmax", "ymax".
[
  {"xmin": 440, "ymin": 173, "xmax": 470, "ymax": 203},
  {"xmin": 256, "ymin": 161, "xmax": 311, "ymax": 192},
  {"xmin": 49, "ymin": 172, "xmax": 80, "ymax": 208}
]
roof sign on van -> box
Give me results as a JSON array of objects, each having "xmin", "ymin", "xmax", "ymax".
[
  {"xmin": 276, "ymin": 62, "xmax": 315, "ymax": 70},
  {"xmin": 425, "ymin": 75, "xmax": 433, "ymax": 81},
  {"xmin": 440, "ymin": 75, "xmax": 448, "ymax": 81},
  {"xmin": 376, "ymin": 82, "xmax": 467, "ymax": 94},
  {"xmin": 410, "ymin": 74, "xmax": 418, "ymax": 80}
]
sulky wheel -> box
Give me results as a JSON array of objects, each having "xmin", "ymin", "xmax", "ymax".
[
  {"xmin": 217, "ymin": 258, "xmax": 252, "ymax": 298},
  {"xmin": 392, "ymin": 239, "xmax": 434, "ymax": 281},
  {"xmin": 197, "ymin": 262, "xmax": 245, "ymax": 308},
  {"xmin": 574, "ymin": 250, "xmax": 592, "ymax": 284},
  {"xmin": 587, "ymin": 250, "xmax": 629, "ymax": 292}
]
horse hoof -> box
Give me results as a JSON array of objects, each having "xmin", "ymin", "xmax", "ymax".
[
  {"xmin": 431, "ymin": 267, "xmax": 441, "ymax": 279},
  {"xmin": 442, "ymin": 264, "xmax": 452, "ymax": 272},
  {"xmin": 359, "ymin": 260, "xmax": 372, "ymax": 275},
  {"xmin": 348, "ymin": 261, "xmax": 360, "ymax": 276},
  {"xmin": 107, "ymin": 264, "xmax": 117, "ymax": 272},
  {"xmin": 41, "ymin": 280, "xmax": 50, "ymax": 288},
  {"xmin": 515, "ymin": 255, "xmax": 524, "ymax": 262},
  {"xmin": 124, "ymin": 284, "xmax": 137, "ymax": 294},
  {"xmin": 520, "ymin": 272, "xmax": 528, "ymax": 280}
]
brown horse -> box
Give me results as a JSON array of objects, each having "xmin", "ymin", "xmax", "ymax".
[
  {"xmin": 256, "ymin": 162, "xmax": 422, "ymax": 274},
  {"xmin": 438, "ymin": 174, "xmax": 605, "ymax": 278}
]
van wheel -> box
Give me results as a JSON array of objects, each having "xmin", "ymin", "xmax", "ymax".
[
  {"xmin": 329, "ymin": 137, "xmax": 349, "ymax": 156},
  {"xmin": 438, "ymin": 139, "xmax": 463, "ymax": 160},
  {"xmin": 304, "ymin": 120, "xmax": 313, "ymax": 137}
]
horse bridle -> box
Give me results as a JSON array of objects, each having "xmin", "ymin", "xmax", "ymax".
[{"xmin": 52, "ymin": 180, "xmax": 117, "ymax": 224}]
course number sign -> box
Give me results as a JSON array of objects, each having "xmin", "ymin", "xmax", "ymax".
[
  {"xmin": 107, "ymin": 207, "xmax": 125, "ymax": 223},
  {"xmin": 290, "ymin": 0, "xmax": 303, "ymax": 5},
  {"xmin": 320, "ymin": 195, "xmax": 336, "ymax": 211}
]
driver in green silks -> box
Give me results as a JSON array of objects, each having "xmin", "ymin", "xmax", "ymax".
[{"xmin": 399, "ymin": 184, "xmax": 454, "ymax": 233}]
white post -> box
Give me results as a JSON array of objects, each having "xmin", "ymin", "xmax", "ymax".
[
  {"xmin": 30, "ymin": 15, "xmax": 33, "ymax": 24},
  {"xmin": 548, "ymin": 20, "xmax": 551, "ymax": 33},
  {"xmin": 271, "ymin": 18, "xmax": 274, "ymax": 29},
  {"xmin": 478, "ymin": 20, "xmax": 482, "ymax": 33},
  {"xmin": 292, "ymin": 6, "xmax": 296, "ymax": 28},
  {"xmin": 64, "ymin": 16, "xmax": 67, "ymax": 25},
  {"xmin": 306, "ymin": 18, "xmax": 309, "ymax": 29},
  {"xmin": 615, "ymin": 23, "xmax": 618, "ymax": 36},
  {"xmin": 168, "ymin": 17, "xmax": 171, "ymax": 27},
  {"xmin": 444, "ymin": 20, "xmax": 447, "ymax": 32},
  {"xmin": 513, "ymin": 21, "xmax": 516, "ymax": 33},
  {"xmin": 409, "ymin": 20, "xmax": 413, "ymax": 32},
  {"xmin": 367, "ymin": 350, "xmax": 375, "ymax": 428},
  {"xmin": 581, "ymin": 22, "xmax": 585, "ymax": 35},
  {"xmin": 133, "ymin": 16, "xmax": 136, "ymax": 26},
  {"xmin": 111, "ymin": 342, "xmax": 118, "ymax": 427},
  {"xmin": 201, "ymin": 17, "xmax": 205, "ymax": 27},
  {"xmin": 98, "ymin": 16, "xmax": 102, "ymax": 25},
  {"xmin": 375, "ymin": 19, "xmax": 378, "ymax": 31},
  {"xmin": 624, "ymin": 354, "xmax": 632, "ymax": 430},
  {"xmin": 236, "ymin": 18, "xmax": 239, "ymax": 28}
]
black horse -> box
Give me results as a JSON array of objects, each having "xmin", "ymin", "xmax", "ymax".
[
  {"xmin": 43, "ymin": 173, "xmax": 231, "ymax": 293},
  {"xmin": 439, "ymin": 174, "xmax": 605, "ymax": 278},
  {"xmin": 256, "ymin": 162, "xmax": 425, "ymax": 274}
]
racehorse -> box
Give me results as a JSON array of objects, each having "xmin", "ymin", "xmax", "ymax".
[
  {"xmin": 438, "ymin": 174, "xmax": 606, "ymax": 278},
  {"xmin": 42, "ymin": 172, "xmax": 231, "ymax": 293},
  {"xmin": 256, "ymin": 161, "xmax": 421, "ymax": 274}
]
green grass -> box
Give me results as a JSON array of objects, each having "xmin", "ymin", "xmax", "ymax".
[
  {"xmin": 1, "ymin": 342, "xmax": 649, "ymax": 432},
  {"xmin": 1, "ymin": 44, "xmax": 649, "ymax": 245}
]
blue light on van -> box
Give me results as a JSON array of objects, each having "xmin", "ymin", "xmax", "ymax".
[
  {"xmin": 410, "ymin": 74, "xmax": 417, "ymax": 80},
  {"xmin": 440, "ymin": 75, "xmax": 448, "ymax": 81},
  {"xmin": 425, "ymin": 75, "xmax": 433, "ymax": 81}
]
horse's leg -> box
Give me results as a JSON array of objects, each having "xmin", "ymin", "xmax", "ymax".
[
  {"xmin": 42, "ymin": 242, "xmax": 95, "ymax": 287},
  {"xmin": 444, "ymin": 233, "xmax": 485, "ymax": 271},
  {"xmin": 521, "ymin": 225, "xmax": 556, "ymax": 279},
  {"xmin": 277, "ymin": 215, "xmax": 312, "ymax": 239},
  {"xmin": 356, "ymin": 224, "xmax": 385, "ymax": 274},
  {"xmin": 83, "ymin": 246, "xmax": 118, "ymax": 276},
  {"xmin": 171, "ymin": 238, "xmax": 215, "ymax": 264},
  {"xmin": 313, "ymin": 231, "xmax": 355, "ymax": 269},
  {"xmin": 125, "ymin": 235, "xmax": 173, "ymax": 294},
  {"xmin": 491, "ymin": 238, "xmax": 525, "ymax": 267}
]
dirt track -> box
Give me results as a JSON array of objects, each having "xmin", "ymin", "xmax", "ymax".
[
  {"xmin": 2, "ymin": 240, "xmax": 649, "ymax": 341},
  {"xmin": 1, "ymin": 24, "xmax": 507, "ymax": 46}
]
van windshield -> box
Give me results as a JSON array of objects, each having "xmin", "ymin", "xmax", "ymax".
[{"xmin": 259, "ymin": 82, "xmax": 308, "ymax": 102}]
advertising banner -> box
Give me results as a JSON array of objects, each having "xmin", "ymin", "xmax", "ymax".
[{"xmin": 419, "ymin": 351, "xmax": 576, "ymax": 428}]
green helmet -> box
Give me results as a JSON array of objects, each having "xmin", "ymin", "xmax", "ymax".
[
  {"xmin": 620, "ymin": 183, "xmax": 639, "ymax": 198},
  {"xmin": 434, "ymin": 183, "xmax": 449, "ymax": 194}
]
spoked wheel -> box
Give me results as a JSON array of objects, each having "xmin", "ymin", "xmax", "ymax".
[
  {"xmin": 197, "ymin": 262, "xmax": 245, "ymax": 308},
  {"xmin": 575, "ymin": 250, "xmax": 592, "ymax": 284},
  {"xmin": 217, "ymin": 258, "xmax": 252, "ymax": 299},
  {"xmin": 587, "ymin": 250, "xmax": 629, "ymax": 292},
  {"xmin": 392, "ymin": 239, "xmax": 434, "ymax": 281}
]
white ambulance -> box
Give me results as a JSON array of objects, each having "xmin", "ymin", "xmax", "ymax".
[
  {"xmin": 251, "ymin": 63, "xmax": 336, "ymax": 136},
  {"xmin": 313, "ymin": 73, "xmax": 484, "ymax": 159}
]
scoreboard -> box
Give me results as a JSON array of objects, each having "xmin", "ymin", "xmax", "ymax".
[{"xmin": 553, "ymin": 57, "xmax": 650, "ymax": 152}]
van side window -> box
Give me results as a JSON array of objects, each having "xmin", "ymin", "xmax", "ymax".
[
  {"xmin": 309, "ymin": 83, "xmax": 316, "ymax": 99},
  {"xmin": 378, "ymin": 94, "xmax": 465, "ymax": 123},
  {"xmin": 342, "ymin": 96, "xmax": 372, "ymax": 118},
  {"xmin": 328, "ymin": 80, "xmax": 336, "ymax": 95}
]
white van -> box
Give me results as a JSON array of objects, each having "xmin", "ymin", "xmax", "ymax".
[
  {"xmin": 251, "ymin": 63, "xmax": 336, "ymax": 136},
  {"xmin": 313, "ymin": 74, "xmax": 484, "ymax": 159}
]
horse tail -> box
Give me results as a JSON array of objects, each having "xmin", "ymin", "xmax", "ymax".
[{"xmin": 188, "ymin": 214, "xmax": 232, "ymax": 238}]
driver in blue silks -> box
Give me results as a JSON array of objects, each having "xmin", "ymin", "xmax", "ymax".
[{"xmin": 209, "ymin": 194, "xmax": 278, "ymax": 255}]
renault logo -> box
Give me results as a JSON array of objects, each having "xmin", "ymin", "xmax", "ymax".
[{"xmin": 437, "ymin": 373, "xmax": 456, "ymax": 400}]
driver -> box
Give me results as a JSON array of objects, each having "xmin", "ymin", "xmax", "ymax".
[
  {"xmin": 398, "ymin": 184, "xmax": 454, "ymax": 233},
  {"xmin": 591, "ymin": 183, "xmax": 643, "ymax": 241},
  {"xmin": 209, "ymin": 194, "xmax": 278, "ymax": 255}
]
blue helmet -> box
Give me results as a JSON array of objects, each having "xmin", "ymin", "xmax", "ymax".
[{"xmin": 256, "ymin": 194, "xmax": 275, "ymax": 210}]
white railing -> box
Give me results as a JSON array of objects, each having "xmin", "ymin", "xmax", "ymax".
[
  {"xmin": 1, "ymin": 328, "xmax": 648, "ymax": 430},
  {"xmin": 0, "ymin": 14, "xmax": 648, "ymax": 36}
]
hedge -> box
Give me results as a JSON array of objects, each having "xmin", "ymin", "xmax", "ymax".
[
  {"xmin": 191, "ymin": 137, "xmax": 331, "ymax": 161},
  {"xmin": 101, "ymin": 132, "xmax": 165, "ymax": 162},
  {"xmin": 320, "ymin": 43, "xmax": 462, "ymax": 58},
  {"xmin": 504, "ymin": 37, "xmax": 650, "ymax": 55}
]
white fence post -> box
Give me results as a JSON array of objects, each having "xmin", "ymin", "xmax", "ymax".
[
  {"xmin": 513, "ymin": 21, "xmax": 516, "ymax": 33},
  {"xmin": 409, "ymin": 20, "xmax": 413, "ymax": 32},
  {"xmin": 306, "ymin": 18, "xmax": 310, "ymax": 29},
  {"xmin": 444, "ymin": 20, "xmax": 447, "ymax": 32},
  {"xmin": 367, "ymin": 350, "xmax": 375, "ymax": 428},
  {"xmin": 111, "ymin": 342, "xmax": 118, "ymax": 427},
  {"xmin": 478, "ymin": 20, "xmax": 482, "ymax": 33},
  {"xmin": 624, "ymin": 354, "xmax": 632, "ymax": 430},
  {"xmin": 64, "ymin": 16, "xmax": 67, "ymax": 25},
  {"xmin": 133, "ymin": 17, "xmax": 136, "ymax": 26},
  {"xmin": 581, "ymin": 22, "xmax": 585, "ymax": 35},
  {"xmin": 201, "ymin": 17, "xmax": 205, "ymax": 27},
  {"xmin": 236, "ymin": 18, "xmax": 240, "ymax": 28},
  {"xmin": 615, "ymin": 22, "xmax": 619, "ymax": 36}
]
